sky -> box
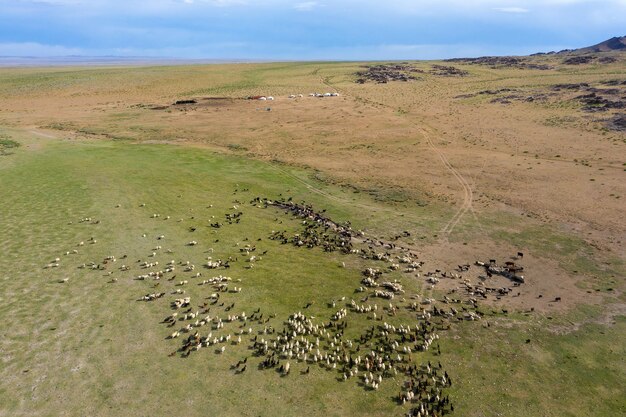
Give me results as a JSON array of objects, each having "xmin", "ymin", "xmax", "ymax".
[{"xmin": 0, "ymin": 0, "xmax": 624, "ymax": 60}]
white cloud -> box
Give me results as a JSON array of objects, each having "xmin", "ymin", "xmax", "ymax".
[
  {"xmin": 0, "ymin": 42, "xmax": 83, "ymax": 56},
  {"xmin": 493, "ymin": 7, "xmax": 529, "ymax": 13},
  {"xmin": 11, "ymin": 0, "xmax": 626, "ymax": 12},
  {"xmin": 206, "ymin": 0, "xmax": 247, "ymax": 5},
  {"xmin": 294, "ymin": 1, "xmax": 319, "ymax": 11},
  {"xmin": 2, "ymin": 0, "xmax": 625, "ymax": 60},
  {"xmin": 335, "ymin": 0, "xmax": 626, "ymax": 15},
  {"xmin": 178, "ymin": 0, "xmax": 247, "ymax": 5},
  {"xmin": 17, "ymin": 0, "xmax": 83, "ymax": 4}
]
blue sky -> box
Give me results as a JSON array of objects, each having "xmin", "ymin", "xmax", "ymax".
[{"xmin": 0, "ymin": 0, "xmax": 624, "ymax": 59}]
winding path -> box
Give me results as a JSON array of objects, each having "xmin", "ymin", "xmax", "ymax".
[
  {"xmin": 417, "ymin": 126, "xmax": 474, "ymax": 236},
  {"xmin": 320, "ymin": 72, "xmax": 476, "ymax": 237}
]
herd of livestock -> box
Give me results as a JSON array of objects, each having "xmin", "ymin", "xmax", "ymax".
[{"xmin": 47, "ymin": 195, "xmax": 528, "ymax": 417}]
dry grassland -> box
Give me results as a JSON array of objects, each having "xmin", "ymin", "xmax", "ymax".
[
  {"xmin": 1, "ymin": 59, "xmax": 624, "ymax": 305},
  {"xmin": 0, "ymin": 55, "xmax": 624, "ymax": 416}
]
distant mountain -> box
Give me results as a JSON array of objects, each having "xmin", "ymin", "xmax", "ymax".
[{"xmin": 559, "ymin": 36, "xmax": 626, "ymax": 54}]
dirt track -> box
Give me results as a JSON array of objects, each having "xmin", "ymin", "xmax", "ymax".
[
  {"xmin": 322, "ymin": 73, "xmax": 475, "ymax": 238},
  {"xmin": 416, "ymin": 125, "xmax": 474, "ymax": 237}
]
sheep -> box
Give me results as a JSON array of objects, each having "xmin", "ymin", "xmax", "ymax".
[
  {"xmin": 140, "ymin": 292, "xmax": 165, "ymax": 301},
  {"xmin": 164, "ymin": 312, "xmax": 178, "ymax": 322}
]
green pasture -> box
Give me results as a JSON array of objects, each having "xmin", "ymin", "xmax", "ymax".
[
  {"xmin": 0, "ymin": 131, "xmax": 623, "ymax": 417},
  {"xmin": 0, "ymin": 134, "xmax": 427, "ymax": 417}
]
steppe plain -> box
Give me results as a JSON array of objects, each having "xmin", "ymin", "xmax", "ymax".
[{"xmin": 0, "ymin": 53, "xmax": 624, "ymax": 416}]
